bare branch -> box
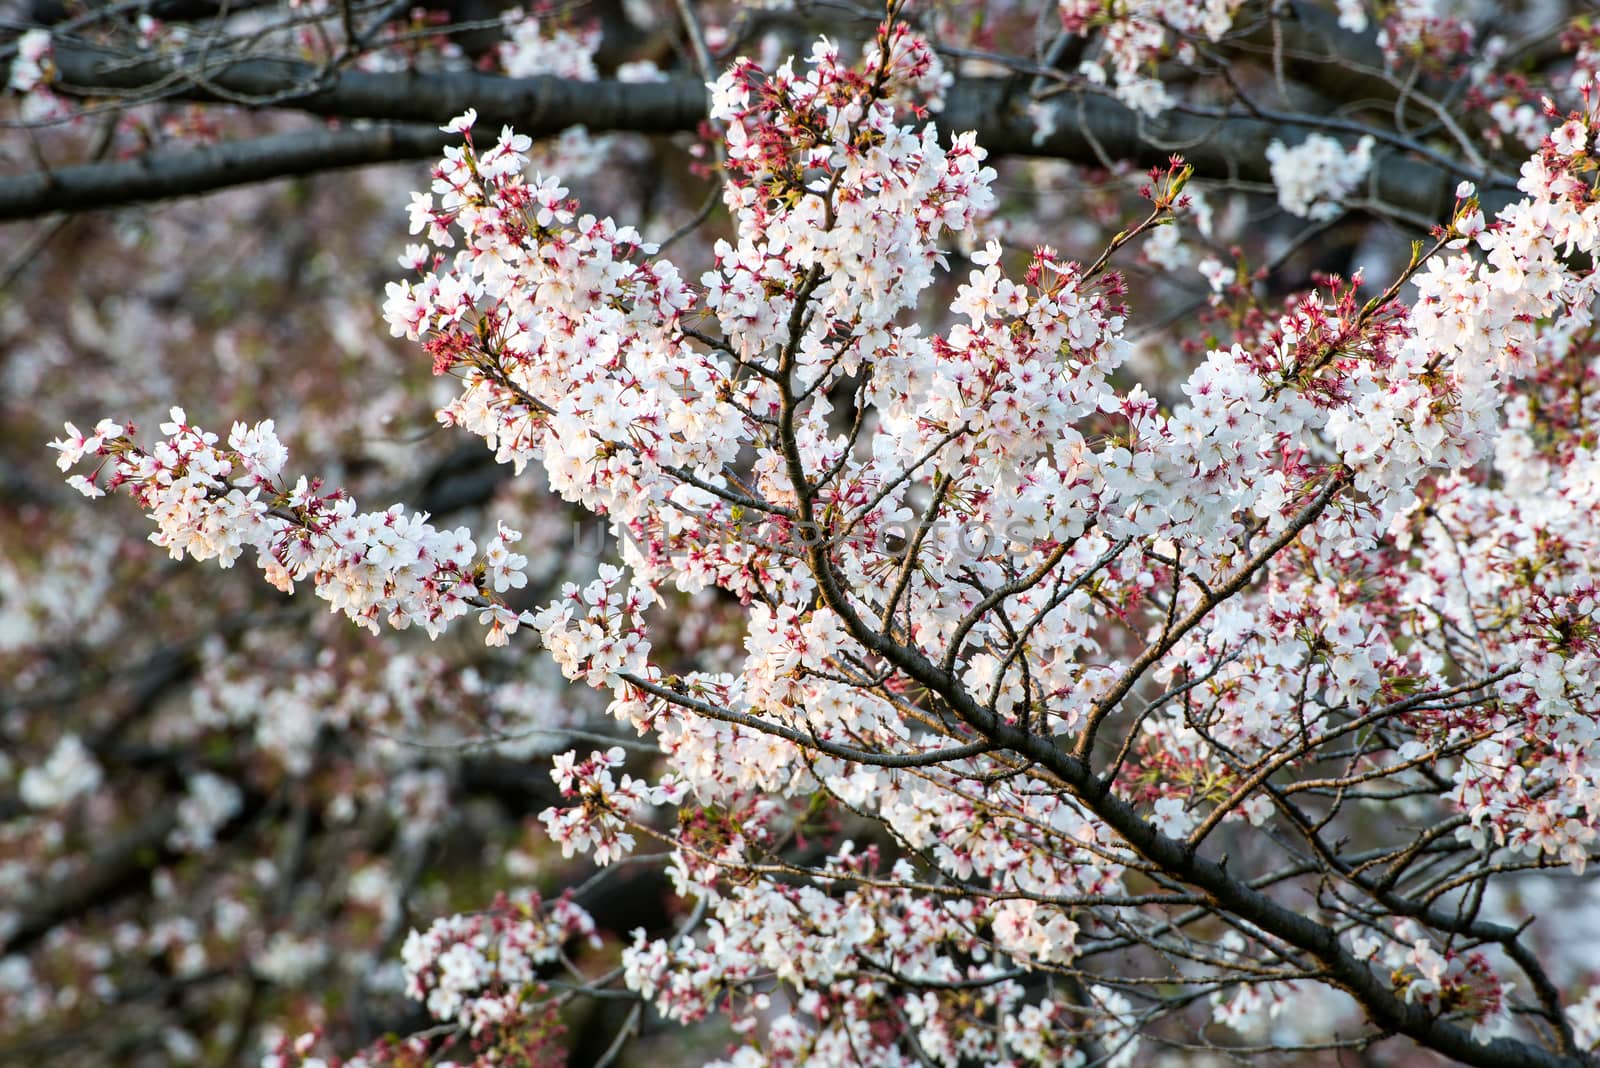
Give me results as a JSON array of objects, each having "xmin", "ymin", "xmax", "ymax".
[{"xmin": 0, "ymin": 122, "xmax": 448, "ymax": 220}]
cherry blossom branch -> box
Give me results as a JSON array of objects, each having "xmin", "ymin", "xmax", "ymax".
[
  {"xmin": 995, "ymin": 724, "xmax": 1586, "ymax": 1068},
  {"xmin": 1184, "ymin": 666, "xmax": 1519, "ymax": 849},
  {"xmin": 1073, "ymin": 472, "xmax": 1350, "ymax": 766},
  {"xmin": 620, "ymin": 673, "xmax": 994, "ymax": 769}
]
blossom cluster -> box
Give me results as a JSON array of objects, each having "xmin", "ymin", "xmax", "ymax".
[
  {"xmin": 539, "ymin": 745, "xmax": 686, "ymax": 863},
  {"xmin": 17, "ymin": 734, "xmax": 103, "ymax": 809},
  {"xmin": 1265, "ymin": 133, "xmax": 1377, "ymax": 219},
  {"xmin": 621, "ymin": 849, "xmax": 1143, "ymax": 1066},
  {"xmin": 51, "ymin": 410, "xmax": 532, "ymax": 644},
  {"xmin": 497, "ymin": 6, "xmax": 600, "ymax": 81},
  {"xmin": 6, "ymin": 27, "xmax": 51, "ymax": 92},
  {"xmin": 1059, "ymin": 0, "xmax": 1245, "ymax": 116},
  {"xmin": 400, "ymin": 892, "xmax": 598, "ymax": 1032},
  {"xmin": 168, "ymin": 771, "xmax": 244, "ymax": 852}
]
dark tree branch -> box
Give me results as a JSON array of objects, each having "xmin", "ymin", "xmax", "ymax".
[
  {"xmin": 0, "ymin": 123, "xmax": 448, "ymax": 220},
  {"xmin": 46, "ymin": 40, "xmax": 709, "ymax": 129},
  {"xmin": 941, "ymin": 80, "xmax": 1514, "ymax": 224},
  {"xmin": 0, "ymin": 39, "xmax": 1510, "ymax": 224}
]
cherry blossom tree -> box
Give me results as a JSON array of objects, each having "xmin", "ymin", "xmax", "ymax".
[{"xmin": 8, "ymin": 1, "xmax": 1600, "ymax": 1067}]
